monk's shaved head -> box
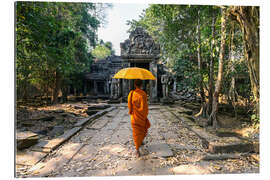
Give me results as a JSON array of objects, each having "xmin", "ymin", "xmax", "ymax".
[{"xmin": 134, "ymin": 79, "xmax": 143, "ymax": 88}]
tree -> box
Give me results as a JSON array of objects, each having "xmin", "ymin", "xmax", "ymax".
[
  {"xmin": 208, "ymin": 7, "xmax": 228, "ymax": 128},
  {"xmin": 127, "ymin": 4, "xmax": 259, "ymax": 127},
  {"xmin": 16, "ymin": 2, "xmax": 109, "ymax": 103},
  {"xmin": 228, "ymin": 6, "xmax": 260, "ymax": 122},
  {"xmin": 91, "ymin": 41, "xmax": 115, "ymax": 59}
]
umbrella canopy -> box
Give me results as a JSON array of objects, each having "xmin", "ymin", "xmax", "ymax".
[{"xmin": 113, "ymin": 67, "xmax": 156, "ymax": 80}]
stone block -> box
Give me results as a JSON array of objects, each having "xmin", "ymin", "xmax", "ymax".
[
  {"xmin": 47, "ymin": 126, "xmax": 64, "ymax": 137},
  {"xmin": 147, "ymin": 143, "xmax": 173, "ymax": 157},
  {"xmin": 172, "ymin": 164, "xmax": 210, "ymax": 175},
  {"xmin": 31, "ymin": 143, "xmax": 84, "ymax": 176},
  {"xmin": 16, "ymin": 131, "xmax": 39, "ymax": 150},
  {"xmin": 31, "ymin": 115, "xmax": 54, "ymax": 121},
  {"xmin": 16, "ymin": 151, "xmax": 47, "ymax": 166},
  {"xmin": 38, "ymin": 127, "xmax": 82, "ymax": 151},
  {"xmin": 74, "ymin": 117, "xmax": 91, "ymax": 127}
]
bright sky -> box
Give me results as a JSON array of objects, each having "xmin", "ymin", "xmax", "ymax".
[{"xmin": 97, "ymin": 3, "xmax": 149, "ymax": 55}]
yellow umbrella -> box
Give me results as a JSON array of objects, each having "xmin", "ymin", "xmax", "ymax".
[{"xmin": 113, "ymin": 67, "xmax": 156, "ymax": 80}]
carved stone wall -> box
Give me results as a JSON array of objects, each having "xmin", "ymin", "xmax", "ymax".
[
  {"xmin": 120, "ymin": 27, "xmax": 160, "ymax": 57},
  {"xmin": 120, "ymin": 27, "xmax": 161, "ymax": 102}
]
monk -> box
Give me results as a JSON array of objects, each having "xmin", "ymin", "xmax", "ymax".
[{"xmin": 128, "ymin": 79, "xmax": 151, "ymax": 157}]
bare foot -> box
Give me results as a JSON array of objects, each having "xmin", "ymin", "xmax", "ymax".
[{"xmin": 135, "ymin": 150, "xmax": 140, "ymax": 158}]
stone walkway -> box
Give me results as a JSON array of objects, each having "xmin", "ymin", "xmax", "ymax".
[{"xmin": 18, "ymin": 105, "xmax": 259, "ymax": 177}]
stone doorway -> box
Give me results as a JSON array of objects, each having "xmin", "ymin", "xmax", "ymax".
[
  {"xmin": 130, "ymin": 62, "xmax": 150, "ymax": 94},
  {"xmin": 120, "ymin": 27, "xmax": 160, "ymax": 102},
  {"xmin": 97, "ymin": 81, "xmax": 105, "ymax": 94}
]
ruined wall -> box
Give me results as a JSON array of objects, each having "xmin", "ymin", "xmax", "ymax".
[{"xmin": 120, "ymin": 27, "xmax": 160, "ymax": 57}]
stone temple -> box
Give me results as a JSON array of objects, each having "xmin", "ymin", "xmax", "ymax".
[{"xmin": 82, "ymin": 27, "xmax": 175, "ymax": 103}]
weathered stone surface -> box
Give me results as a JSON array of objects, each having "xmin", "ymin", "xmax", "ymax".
[
  {"xmin": 31, "ymin": 147, "xmax": 51, "ymax": 153},
  {"xmin": 208, "ymin": 141, "xmax": 254, "ymax": 154},
  {"xmin": 31, "ymin": 115, "xmax": 54, "ymax": 121},
  {"xmin": 86, "ymin": 110, "xmax": 98, "ymax": 116},
  {"xmin": 153, "ymin": 167, "xmax": 174, "ymax": 175},
  {"xmin": 75, "ymin": 107, "xmax": 115, "ymax": 127},
  {"xmin": 201, "ymin": 153, "xmax": 247, "ymax": 161},
  {"xmin": 91, "ymin": 117, "xmax": 109, "ymax": 130},
  {"xmin": 100, "ymin": 144, "xmax": 126, "ymax": 155},
  {"xmin": 40, "ymin": 127, "xmax": 82, "ymax": 151},
  {"xmin": 72, "ymin": 144, "xmax": 98, "ymax": 161},
  {"xmin": 87, "ymin": 104, "xmax": 110, "ymax": 110},
  {"xmin": 170, "ymin": 144, "xmax": 198, "ymax": 151},
  {"xmin": 110, "ymin": 129, "xmax": 131, "ymax": 144},
  {"xmin": 31, "ymin": 140, "xmax": 51, "ymax": 152},
  {"xmin": 147, "ymin": 143, "xmax": 173, "ymax": 158},
  {"xmin": 74, "ymin": 117, "xmax": 91, "ymax": 127},
  {"xmin": 17, "ymin": 131, "xmax": 38, "ymax": 139},
  {"xmin": 16, "ymin": 131, "xmax": 39, "ymax": 150},
  {"xmin": 120, "ymin": 27, "xmax": 160, "ymax": 56},
  {"xmin": 31, "ymin": 143, "xmax": 84, "ymax": 176},
  {"xmin": 47, "ymin": 126, "xmax": 64, "ymax": 137},
  {"xmin": 16, "ymin": 151, "xmax": 47, "ymax": 166},
  {"xmin": 172, "ymin": 164, "xmax": 211, "ymax": 174}
]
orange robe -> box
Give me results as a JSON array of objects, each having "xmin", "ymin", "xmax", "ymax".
[{"xmin": 128, "ymin": 88, "xmax": 151, "ymax": 150}]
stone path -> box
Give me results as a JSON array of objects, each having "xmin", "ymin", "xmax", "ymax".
[{"xmin": 16, "ymin": 105, "xmax": 259, "ymax": 177}]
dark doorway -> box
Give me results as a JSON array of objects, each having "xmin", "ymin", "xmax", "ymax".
[
  {"xmin": 97, "ymin": 81, "xmax": 105, "ymax": 94},
  {"xmin": 130, "ymin": 62, "xmax": 150, "ymax": 95},
  {"xmin": 130, "ymin": 62, "xmax": 150, "ymax": 70}
]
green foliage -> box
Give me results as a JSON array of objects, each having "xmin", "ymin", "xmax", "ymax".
[
  {"xmin": 92, "ymin": 40, "xmax": 115, "ymax": 59},
  {"xmin": 128, "ymin": 4, "xmax": 258, "ymax": 125},
  {"xmin": 92, "ymin": 44, "xmax": 111, "ymax": 59},
  {"xmin": 128, "ymin": 5, "xmax": 221, "ymax": 93},
  {"xmin": 16, "ymin": 2, "xmax": 108, "ymax": 99}
]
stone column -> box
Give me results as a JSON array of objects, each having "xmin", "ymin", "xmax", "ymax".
[
  {"xmin": 149, "ymin": 61, "xmax": 158, "ymax": 102},
  {"xmin": 108, "ymin": 79, "xmax": 111, "ymax": 95},
  {"xmin": 104, "ymin": 82, "xmax": 106, "ymax": 95},
  {"xmin": 110, "ymin": 82, "xmax": 114, "ymax": 99},
  {"xmin": 118, "ymin": 79, "xmax": 122, "ymax": 98},
  {"xmin": 107, "ymin": 80, "xmax": 110, "ymax": 95},
  {"xmin": 122, "ymin": 79, "xmax": 129, "ymax": 101},
  {"xmin": 94, "ymin": 81, "xmax": 97, "ymax": 95}
]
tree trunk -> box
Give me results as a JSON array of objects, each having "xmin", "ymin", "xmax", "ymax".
[
  {"xmin": 61, "ymin": 78, "xmax": 68, "ymax": 103},
  {"xmin": 228, "ymin": 23, "xmax": 238, "ymax": 118},
  {"xmin": 229, "ymin": 6, "xmax": 260, "ymax": 118},
  {"xmin": 209, "ymin": 8, "xmax": 228, "ymax": 129},
  {"xmin": 51, "ymin": 70, "xmax": 61, "ymax": 104},
  {"xmin": 207, "ymin": 11, "xmax": 216, "ymax": 121},
  {"xmin": 195, "ymin": 9, "xmax": 207, "ymax": 118}
]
